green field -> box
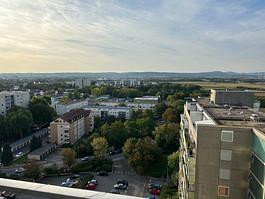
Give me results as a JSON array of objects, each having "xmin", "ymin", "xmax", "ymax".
[{"xmin": 175, "ymin": 81, "xmax": 265, "ymax": 91}]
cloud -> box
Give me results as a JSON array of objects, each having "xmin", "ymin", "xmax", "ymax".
[{"xmin": 0, "ymin": 0, "xmax": 264, "ymax": 72}]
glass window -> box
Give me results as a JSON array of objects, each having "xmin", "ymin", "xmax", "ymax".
[
  {"xmin": 219, "ymin": 169, "xmax": 231, "ymax": 180},
  {"xmin": 220, "ymin": 150, "xmax": 232, "ymax": 161},
  {"xmin": 221, "ymin": 130, "xmax": 234, "ymax": 142},
  {"xmin": 249, "ymin": 173, "xmax": 263, "ymax": 199},
  {"xmin": 218, "ymin": 186, "xmax": 229, "ymax": 197},
  {"xmin": 250, "ymin": 154, "xmax": 264, "ymax": 184}
]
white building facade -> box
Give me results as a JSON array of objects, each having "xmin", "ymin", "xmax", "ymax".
[
  {"xmin": 0, "ymin": 91, "xmax": 30, "ymax": 115},
  {"xmin": 84, "ymin": 106, "xmax": 132, "ymax": 120}
]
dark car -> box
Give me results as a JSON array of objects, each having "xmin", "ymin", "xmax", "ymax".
[
  {"xmin": 117, "ymin": 179, "xmax": 128, "ymax": 187},
  {"xmin": 96, "ymin": 171, "xmax": 108, "ymax": 176},
  {"xmin": 1, "ymin": 191, "xmax": 16, "ymax": 199},
  {"xmin": 114, "ymin": 183, "xmax": 127, "ymax": 190}
]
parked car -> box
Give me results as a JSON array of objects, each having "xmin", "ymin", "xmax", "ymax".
[
  {"xmin": 110, "ymin": 189, "xmax": 120, "ymax": 194},
  {"xmin": 88, "ymin": 179, "xmax": 98, "ymax": 185},
  {"xmin": 66, "ymin": 178, "xmax": 79, "ymax": 185},
  {"xmin": 109, "ymin": 149, "xmax": 122, "ymax": 155},
  {"xmin": 15, "ymin": 152, "xmax": 23, "ymax": 158},
  {"xmin": 96, "ymin": 171, "xmax": 108, "ymax": 176},
  {"xmin": 86, "ymin": 182, "xmax": 97, "ymax": 190},
  {"xmin": 1, "ymin": 190, "xmax": 16, "ymax": 199},
  {"xmin": 69, "ymin": 174, "xmax": 80, "ymax": 179},
  {"xmin": 148, "ymin": 183, "xmax": 161, "ymax": 189},
  {"xmin": 116, "ymin": 179, "xmax": 128, "ymax": 187},
  {"xmin": 15, "ymin": 167, "xmax": 25, "ymax": 174},
  {"xmin": 149, "ymin": 188, "xmax": 161, "ymax": 195},
  {"xmin": 61, "ymin": 181, "xmax": 75, "ymax": 187},
  {"xmin": 81, "ymin": 156, "xmax": 90, "ymax": 161},
  {"xmin": 114, "ymin": 183, "xmax": 127, "ymax": 190}
]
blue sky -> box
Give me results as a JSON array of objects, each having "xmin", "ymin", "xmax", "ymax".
[{"xmin": 0, "ymin": 0, "xmax": 264, "ymax": 72}]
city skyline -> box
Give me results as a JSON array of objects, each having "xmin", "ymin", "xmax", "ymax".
[{"xmin": 0, "ymin": 0, "xmax": 265, "ymax": 72}]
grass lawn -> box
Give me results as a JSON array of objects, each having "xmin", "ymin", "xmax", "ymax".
[
  {"xmin": 12, "ymin": 154, "xmax": 28, "ymax": 165},
  {"xmin": 145, "ymin": 155, "xmax": 168, "ymax": 178}
]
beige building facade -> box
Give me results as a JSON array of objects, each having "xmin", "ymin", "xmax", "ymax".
[
  {"xmin": 49, "ymin": 109, "xmax": 94, "ymax": 145},
  {"xmin": 179, "ymin": 90, "xmax": 265, "ymax": 199}
]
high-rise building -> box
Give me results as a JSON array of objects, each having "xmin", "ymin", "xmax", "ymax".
[
  {"xmin": 49, "ymin": 109, "xmax": 94, "ymax": 145},
  {"xmin": 179, "ymin": 90, "xmax": 265, "ymax": 199},
  {"xmin": 72, "ymin": 79, "xmax": 91, "ymax": 88},
  {"xmin": 0, "ymin": 91, "xmax": 30, "ymax": 115}
]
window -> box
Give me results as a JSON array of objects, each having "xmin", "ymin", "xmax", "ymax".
[
  {"xmin": 220, "ymin": 150, "xmax": 232, "ymax": 161},
  {"xmin": 218, "ymin": 186, "xmax": 229, "ymax": 197},
  {"xmin": 219, "ymin": 169, "xmax": 231, "ymax": 180},
  {"xmin": 221, "ymin": 130, "xmax": 234, "ymax": 142}
]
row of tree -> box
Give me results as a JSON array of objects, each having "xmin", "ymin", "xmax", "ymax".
[
  {"xmin": 66, "ymin": 83, "xmax": 209, "ymax": 101},
  {"xmin": 0, "ymin": 96, "xmax": 56, "ymax": 143}
]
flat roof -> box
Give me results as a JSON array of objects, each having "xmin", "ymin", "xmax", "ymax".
[
  {"xmin": 0, "ymin": 178, "xmax": 143, "ymax": 199},
  {"xmin": 85, "ymin": 106, "xmax": 131, "ymax": 110},
  {"xmin": 197, "ymin": 98, "xmax": 265, "ymax": 131},
  {"xmin": 10, "ymin": 128, "xmax": 48, "ymax": 149},
  {"xmin": 28, "ymin": 144, "xmax": 56, "ymax": 156}
]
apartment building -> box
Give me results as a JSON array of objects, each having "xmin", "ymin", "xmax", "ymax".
[
  {"xmin": 179, "ymin": 90, "xmax": 265, "ymax": 199},
  {"xmin": 72, "ymin": 79, "xmax": 91, "ymax": 88},
  {"xmin": 52, "ymin": 99, "xmax": 88, "ymax": 115},
  {"xmin": 84, "ymin": 106, "xmax": 132, "ymax": 120},
  {"xmin": 49, "ymin": 109, "xmax": 94, "ymax": 145},
  {"xmin": 0, "ymin": 91, "xmax": 30, "ymax": 115}
]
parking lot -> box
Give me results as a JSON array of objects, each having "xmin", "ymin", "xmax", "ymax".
[{"xmin": 41, "ymin": 155, "xmax": 165, "ymax": 198}]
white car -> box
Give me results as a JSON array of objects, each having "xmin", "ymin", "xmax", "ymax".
[
  {"xmin": 61, "ymin": 181, "xmax": 74, "ymax": 187},
  {"xmin": 66, "ymin": 178, "xmax": 79, "ymax": 185},
  {"xmin": 15, "ymin": 152, "xmax": 23, "ymax": 158}
]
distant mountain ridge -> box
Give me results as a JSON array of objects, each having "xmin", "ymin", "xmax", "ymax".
[{"xmin": 0, "ymin": 71, "xmax": 264, "ymax": 80}]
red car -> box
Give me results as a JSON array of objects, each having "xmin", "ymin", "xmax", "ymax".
[
  {"xmin": 86, "ymin": 183, "xmax": 97, "ymax": 190},
  {"xmin": 149, "ymin": 188, "xmax": 161, "ymax": 195}
]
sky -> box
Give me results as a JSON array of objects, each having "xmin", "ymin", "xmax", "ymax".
[{"xmin": 0, "ymin": 0, "xmax": 265, "ymax": 73}]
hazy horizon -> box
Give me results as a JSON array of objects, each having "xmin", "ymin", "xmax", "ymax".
[{"xmin": 0, "ymin": 0, "xmax": 265, "ymax": 72}]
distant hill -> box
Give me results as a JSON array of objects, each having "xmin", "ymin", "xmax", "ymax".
[{"xmin": 0, "ymin": 71, "xmax": 264, "ymax": 80}]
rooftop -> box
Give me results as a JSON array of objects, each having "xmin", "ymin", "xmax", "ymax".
[
  {"xmin": 10, "ymin": 128, "xmax": 48, "ymax": 149},
  {"xmin": 197, "ymin": 98, "xmax": 265, "ymax": 131},
  {"xmin": 84, "ymin": 105, "xmax": 131, "ymax": 110},
  {"xmin": 60, "ymin": 109, "xmax": 91, "ymax": 122},
  {"xmin": 28, "ymin": 144, "xmax": 56, "ymax": 156}
]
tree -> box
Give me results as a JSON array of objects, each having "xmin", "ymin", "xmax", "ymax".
[
  {"xmin": 1, "ymin": 144, "xmax": 13, "ymax": 165},
  {"xmin": 124, "ymin": 120, "xmax": 139, "ymax": 138},
  {"xmin": 29, "ymin": 97, "xmax": 56, "ymax": 126},
  {"xmin": 136, "ymin": 117, "xmax": 155, "ymax": 137},
  {"xmin": 74, "ymin": 139, "xmax": 93, "ymax": 158},
  {"xmin": 101, "ymin": 121, "xmax": 127, "ymax": 149},
  {"xmin": 23, "ymin": 160, "xmax": 41, "ymax": 181},
  {"xmin": 91, "ymin": 137, "xmax": 109, "ymax": 159},
  {"xmin": 0, "ymin": 115, "xmax": 7, "ymax": 142},
  {"xmin": 91, "ymin": 88, "xmax": 101, "ymax": 97},
  {"xmin": 6, "ymin": 107, "xmax": 33, "ymax": 139},
  {"xmin": 168, "ymin": 151, "xmax": 179, "ymax": 175},
  {"xmin": 123, "ymin": 137, "xmax": 162, "ymax": 174},
  {"xmin": 30, "ymin": 135, "xmax": 42, "ymax": 152},
  {"xmin": 154, "ymin": 102, "xmax": 168, "ymax": 119},
  {"xmin": 162, "ymin": 108, "xmax": 178, "ymax": 123},
  {"xmin": 155, "ymin": 123, "xmax": 180, "ymax": 154},
  {"xmin": 62, "ymin": 148, "xmax": 76, "ymax": 170}
]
